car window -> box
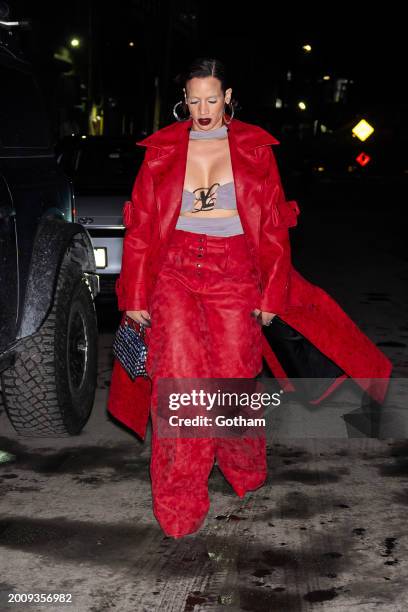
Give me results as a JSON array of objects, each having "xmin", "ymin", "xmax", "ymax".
[{"xmin": 59, "ymin": 142, "xmax": 144, "ymax": 195}]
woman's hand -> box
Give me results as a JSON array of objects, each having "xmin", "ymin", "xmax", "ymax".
[
  {"xmin": 251, "ymin": 309, "xmax": 276, "ymax": 326},
  {"xmin": 126, "ymin": 310, "xmax": 151, "ymax": 327}
]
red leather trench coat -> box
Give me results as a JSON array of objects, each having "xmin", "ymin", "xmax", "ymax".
[{"xmin": 107, "ymin": 116, "xmax": 393, "ymax": 439}]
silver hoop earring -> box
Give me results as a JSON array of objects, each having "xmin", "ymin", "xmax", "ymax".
[
  {"xmin": 173, "ymin": 100, "xmax": 191, "ymax": 122},
  {"xmin": 223, "ymin": 101, "xmax": 235, "ymax": 124}
]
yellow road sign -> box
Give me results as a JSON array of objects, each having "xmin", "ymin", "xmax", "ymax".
[{"xmin": 352, "ymin": 119, "xmax": 374, "ymax": 141}]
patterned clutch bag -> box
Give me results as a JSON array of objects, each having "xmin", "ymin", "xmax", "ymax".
[{"xmin": 112, "ymin": 314, "xmax": 148, "ymax": 381}]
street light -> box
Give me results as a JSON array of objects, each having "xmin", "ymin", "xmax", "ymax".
[{"xmin": 70, "ymin": 37, "xmax": 80, "ymax": 48}]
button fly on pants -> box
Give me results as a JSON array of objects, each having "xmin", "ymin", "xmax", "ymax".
[{"xmin": 164, "ymin": 231, "xmax": 231, "ymax": 284}]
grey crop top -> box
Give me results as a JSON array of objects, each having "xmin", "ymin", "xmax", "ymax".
[
  {"xmin": 180, "ymin": 181, "xmax": 236, "ymax": 213},
  {"xmin": 175, "ymin": 124, "xmax": 244, "ymax": 236}
]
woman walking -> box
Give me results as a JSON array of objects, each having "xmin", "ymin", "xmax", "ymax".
[{"xmin": 108, "ymin": 57, "xmax": 392, "ymax": 538}]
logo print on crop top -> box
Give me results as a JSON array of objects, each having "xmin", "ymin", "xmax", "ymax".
[{"xmin": 191, "ymin": 183, "xmax": 220, "ymax": 212}]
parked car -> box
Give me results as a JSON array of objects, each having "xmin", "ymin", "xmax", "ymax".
[
  {"xmin": 56, "ymin": 136, "xmax": 145, "ymax": 296},
  {"xmin": 0, "ymin": 9, "xmax": 99, "ymax": 436}
]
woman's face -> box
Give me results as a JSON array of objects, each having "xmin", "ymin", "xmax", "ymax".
[{"xmin": 183, "ymin": 76, "xmax": 232, "ymax": 131}]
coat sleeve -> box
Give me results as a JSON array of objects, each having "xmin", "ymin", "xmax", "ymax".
[
  {"xmin": 259, "ymin": 146, "xmax": 300, "ymax": 315},
  {"xmin": 115, "ymin": 156, "xmax": 156, "ymax": 311}
]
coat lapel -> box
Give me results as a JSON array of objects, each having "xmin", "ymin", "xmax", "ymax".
[
  {"xmin": 135, "ymin": 116, "xmax": 280, "ymax": 248},
  {"xmin": 228, "ymin": 119, "xmax": 279, "ymax": 251}
]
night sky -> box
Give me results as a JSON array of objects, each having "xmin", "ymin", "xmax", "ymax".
[
  {"xmin": 197, "ymin": 4, "xmax": 404, "ymax": 101},
  {"xmin": 9, "ymin": 1, "xmax": 404, "ymax": 95},
  {"xmin": 5, "ymin": 0, "xmax": 405, "ymax": 140}
]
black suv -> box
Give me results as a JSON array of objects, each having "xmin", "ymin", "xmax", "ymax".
[{"xmin": 0, "ymin": 8, "xmax": 99, "ymax": 436}]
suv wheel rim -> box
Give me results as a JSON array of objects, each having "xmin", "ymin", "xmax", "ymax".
[{"xmin": 67, "ymin": 304, "xmax": 89, "ymax": 394}]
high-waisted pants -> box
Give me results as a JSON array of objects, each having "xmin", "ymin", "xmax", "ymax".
[{"xmin": 145, "ymin": 229, "xmax": 267, "ymax": 538}]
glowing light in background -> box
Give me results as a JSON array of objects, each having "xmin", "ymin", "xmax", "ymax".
[
  {"xmin": 356, "ymin": 152, "xmax": 371, "ymax": 166},
  {"xmin": 352, "ymin": 119, "xmax": 374, "ymax": 141}
]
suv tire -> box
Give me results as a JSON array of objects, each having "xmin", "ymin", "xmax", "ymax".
[{"xmin": 1, "ymin": 260, "xmax": 98, "ymax": 436}]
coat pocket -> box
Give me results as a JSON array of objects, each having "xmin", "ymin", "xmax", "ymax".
[{"xmin": 275, "ymin": 199, "xmax": 300, "ymax": 228}]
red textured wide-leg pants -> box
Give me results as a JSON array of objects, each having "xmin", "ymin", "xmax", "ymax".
[{"xmin": 145, "ymin": 228, "xmax": 267, "ymax": 538}]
